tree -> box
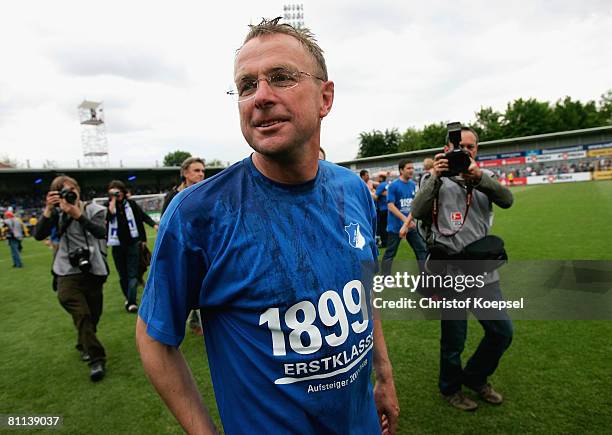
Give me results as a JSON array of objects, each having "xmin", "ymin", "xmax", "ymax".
[
  {"xmin": 357, "ymin": 129, "xmax": 400, "ymax": 158},
  {"xmin": 475, "ymin": 106, "xmax": 505, "ymax": 141},
  {"xmin": 384, "ymin": 128, "xmax": 401, "ymax": 153},
  {"xmin": 597, "ymin": 90, "xmax": 612, "ymax": 125},
  {"xmin": 163, "ymin": 150, "xmax": 192, "ymax": 167},
  {"xmin": 399, "ymin": 127, "xmax": 425, "ymax": 152},
  {"xmin": 421, "ymin": 122, "xmax": 447, "ymax": 150},
  {"xmin": 355, "ymin": 90, "xmax": 611, "ymax": 159},
  {"xmin": 551, "ymin": 96, "xmax": 600, "ymax": 132},
  {"xmin": 502, "ymin": 98, "xmax": 556, "ymax": 138}
]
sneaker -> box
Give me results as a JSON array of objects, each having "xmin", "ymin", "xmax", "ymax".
[
  {"xmin": 127, "ymin": 304, "xmax": 138, "ymax": 313},
  {"xmin": 89, "ymin": 361, "xmax": 106, "ymax": 382},
  {"xmin": 80, "ymin": 350, "xmax": 91, "ymax": 362},
  {"xmin": 472, "ymin": 383, "xmax": 503, "ymax": 404},
  {"xmin": 443, "ymin": 391, "xmax": 478, "ymax": 411}
]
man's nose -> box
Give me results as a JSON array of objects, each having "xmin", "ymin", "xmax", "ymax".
[{"xmin": 253, "ymin": 79, "xmax": 276, "ymax": 108}]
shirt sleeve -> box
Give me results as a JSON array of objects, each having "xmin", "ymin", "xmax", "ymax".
[
  {"xmin": 138, "ymin": 205, "xmax": 207, "ymax": 347},
  {"xmin": 386, "ymin": 182, "xmax": 397, "ymax": 205},
  {"xmin": 374, "ymin": 183, "xmax": 385, "ymax": 197}
]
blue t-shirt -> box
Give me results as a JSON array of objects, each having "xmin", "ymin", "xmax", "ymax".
[
  {"xmin": 140, "ymin": 156, "xmax": 381, "ymax": 435},
  {"xmin": 386, "ymin": 178, "xmax": 418, "ymax": 233},
  {"xmin": 374, "ymin": 181, "xmax": 388, "ymax": 212}
]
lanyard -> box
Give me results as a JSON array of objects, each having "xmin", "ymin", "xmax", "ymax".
[{"xmin": 432, "ymin": 182, "xmax": 473, "ymax": 237}]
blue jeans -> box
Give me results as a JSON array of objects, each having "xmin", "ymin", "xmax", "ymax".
[
  {"xmin": 112, "ymin": 241, "xmax": 140, "ymax": 306},
  {"xmin": 439, "ymin": 281, "xmax": 513, "ymax": 395},
  {"xmin": 381, "ymin": 230, "xmax": 428, "ymax": 276},
  {"xmin": 8, "ymin": 238, "xmax": 22, "ymax": 267}
]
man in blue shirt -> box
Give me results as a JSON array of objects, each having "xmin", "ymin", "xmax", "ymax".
[
  {"xmin": 374, "ymin": 173, "xmax": 389, "ymax": 248},
  {"xmin": 381, "ymin": 159, "xmax": 428, "ymax": 276},
  {"xmin": 136, "ymin": 18, "xmax": 399, "ymax": 435}
]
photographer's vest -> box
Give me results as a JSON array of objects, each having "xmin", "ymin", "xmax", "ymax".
[
  {"xmin": 53, "ymin": 202, "xmax": 109, "ymax": 277},
  {"xmin": 431, "ymin": 175, "xmax": 494, "ymax": 255},
  {"xmin": 420, "ymin": 170, "xmax": 500, "ymax": 283}
]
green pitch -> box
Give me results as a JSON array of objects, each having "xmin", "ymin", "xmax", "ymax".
[{"xmin": 1, "ymin": 180, "xmax": 611, "ymax": 434}]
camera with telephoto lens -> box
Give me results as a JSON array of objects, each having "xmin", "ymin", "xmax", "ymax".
[
  {"xmin": 68, "ymin": 247, "xmax": 91, "ymax": 272},
  {"xmin": 59, "ymin": 187, "xmax": 78, "ymax": 205},
  {"xmin": 441, "ymin": 122, "xmax": 472, "ymax": 177}
]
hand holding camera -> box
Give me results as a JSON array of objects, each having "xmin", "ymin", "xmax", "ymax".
[
  {"xmin": 433, "ymin": 122, "xmax": 482, "ymax": 182},
  {"xmin": 461, "ymin": 159, "xmax": 483, "ymax": 183},
  {"xmin": 44, "ymin": 188, "xmax": 81, "ymax": 219},
  {"xmin": 108, "ymin": 189, "xmax": 120, "ymax": 214},
  {"xmin": 44, "ymin": 191, "xmax": 61, "ymax": 215},
  {"xmin": 60, "ymin": 198, "xmax": 82, "ymax": 220}
]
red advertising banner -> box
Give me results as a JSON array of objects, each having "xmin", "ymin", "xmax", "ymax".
[
  {"xmin": 500, "ymin": 157, "xmax": 525, "ymax": 166},
  {"xmin": 478, "ymin": 159, "xmax": 501, "ymax": 168},
  {"xmin": 500, "ymin": 177, "xmax": 527, "ymax": 186},
  {"xmin": 478, "ymin": 157, "xmax": 526, "ymax": 167}
]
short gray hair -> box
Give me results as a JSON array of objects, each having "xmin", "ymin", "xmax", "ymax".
[
  {"xmin": 241, "ymin": 17, "xmax": 328, "ymax": 81},
  {"xmin": 446, "ymin": 126, "xmax": 480, "ymax": 145}
]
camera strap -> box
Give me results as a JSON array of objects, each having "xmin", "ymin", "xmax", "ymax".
[
  {"xmin": 61, "ymin": 203, "xmax": 91, "ymax": 254},
  {"xmin": 432, "ymin": 181, "xmax": 473, "ymax": 237}
]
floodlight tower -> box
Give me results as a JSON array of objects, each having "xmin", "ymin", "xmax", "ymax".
[
  {"xmin": 283, "ymin": 3, "xmax": 305, "ymax": 28},
  {"xmin": 78, "ymin": 100, "xmax": 109, "ymax": 167}
]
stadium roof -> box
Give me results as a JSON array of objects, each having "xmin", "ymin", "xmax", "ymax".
[
  {"xmin": 0, "ymin": 165, "xmax": 227, "ymax": 174},
  {"xmin": 78, "ymin": 100, "xmax": 102, "ymax": 109},
  {"xmin": 336, "ymin": 125, "xmax": 612, "ymax": 166}
]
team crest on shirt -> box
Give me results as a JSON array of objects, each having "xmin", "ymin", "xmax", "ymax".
[{"xmin": 345, "ymin": 223, "xmax": 366, "ymax": 250}]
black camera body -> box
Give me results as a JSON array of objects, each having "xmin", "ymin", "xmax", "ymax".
[
  {"xmin": 68, "ymin": 247, "xmax": 91, "ymax": 272},
  {"xmin": 442, "ymin": 122, "xmax": 471, "ymax": 177},
  {"xmin": 60, "ymin": 188, "xmax": 78, "ymax": 205}
]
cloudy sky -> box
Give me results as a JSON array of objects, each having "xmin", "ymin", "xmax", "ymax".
[{"xmin": 1, "ymin": 0, "xmax": 610, "ymax": 168}]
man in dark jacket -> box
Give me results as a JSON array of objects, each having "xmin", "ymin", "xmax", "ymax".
[
  {"xmin": 106, "ymin": 180, "xmax": 158, "ymax": 313},
  {"xmin": 161, "ymin": 157, "xmax": 206, "ymax": 216},
  {"xmin": 160, "ymin": 157, "xmax": 206, "ymax": 334}
]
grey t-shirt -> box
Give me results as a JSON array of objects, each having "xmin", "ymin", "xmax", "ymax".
[
  {"xmin": 53, "ymin": 202, "xmax": 108, "ymax": 277},
  {"xmin": 5, "ymin": 217, "xmax": 24, "ymax": 240}
]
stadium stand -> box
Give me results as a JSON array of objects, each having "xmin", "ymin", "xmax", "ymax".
[
  {"xmin": 338, "ymin": 126, "xmax": 612, "ymax": 185},
  {"xmin": 0, "ymin": 166, "xmax": 226, "ymax": 226}
]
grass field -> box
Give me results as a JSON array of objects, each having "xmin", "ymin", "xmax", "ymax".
[{"xmin": 1, "ymin": 180, "xmax": 611, "ymax": 434}]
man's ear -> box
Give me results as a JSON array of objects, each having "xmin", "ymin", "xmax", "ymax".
[{"xmin": 319, "ymin": 81, "xmax": 334, "ymax": 119}]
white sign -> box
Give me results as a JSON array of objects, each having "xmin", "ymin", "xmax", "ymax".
[{"xmin": 526, "ymin": 172, "xmax": 592, "ymax": 185}]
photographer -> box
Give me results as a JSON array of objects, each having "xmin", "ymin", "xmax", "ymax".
[
  {"xmin": 412, "ymin": 126, "xmax": 513, "ymax": 411},
  {"xmin": 106, "ymin": 180, "xmax": 158, "ymax": 313},
  {"xmin": 34, "ymin": 176, "xmax": 108, "ymax": 382}
]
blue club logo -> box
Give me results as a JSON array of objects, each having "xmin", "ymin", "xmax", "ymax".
[{"xmin": 344, "ymin": 222, "xmax": 366, "ymax": 250}]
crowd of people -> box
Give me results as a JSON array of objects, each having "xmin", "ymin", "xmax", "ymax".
[{"xmin": 489, "ymin": 157, "xmax": 610, "ymax": 179}]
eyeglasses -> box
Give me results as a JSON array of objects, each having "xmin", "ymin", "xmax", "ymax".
[{"xmin": 227, "ymin": 68, "xmax": 325, "ymax": 102}]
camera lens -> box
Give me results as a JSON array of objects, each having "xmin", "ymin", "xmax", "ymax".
[{"xmin": 60, "ymin": 188, "xmax": 77, "ymax": 205}]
